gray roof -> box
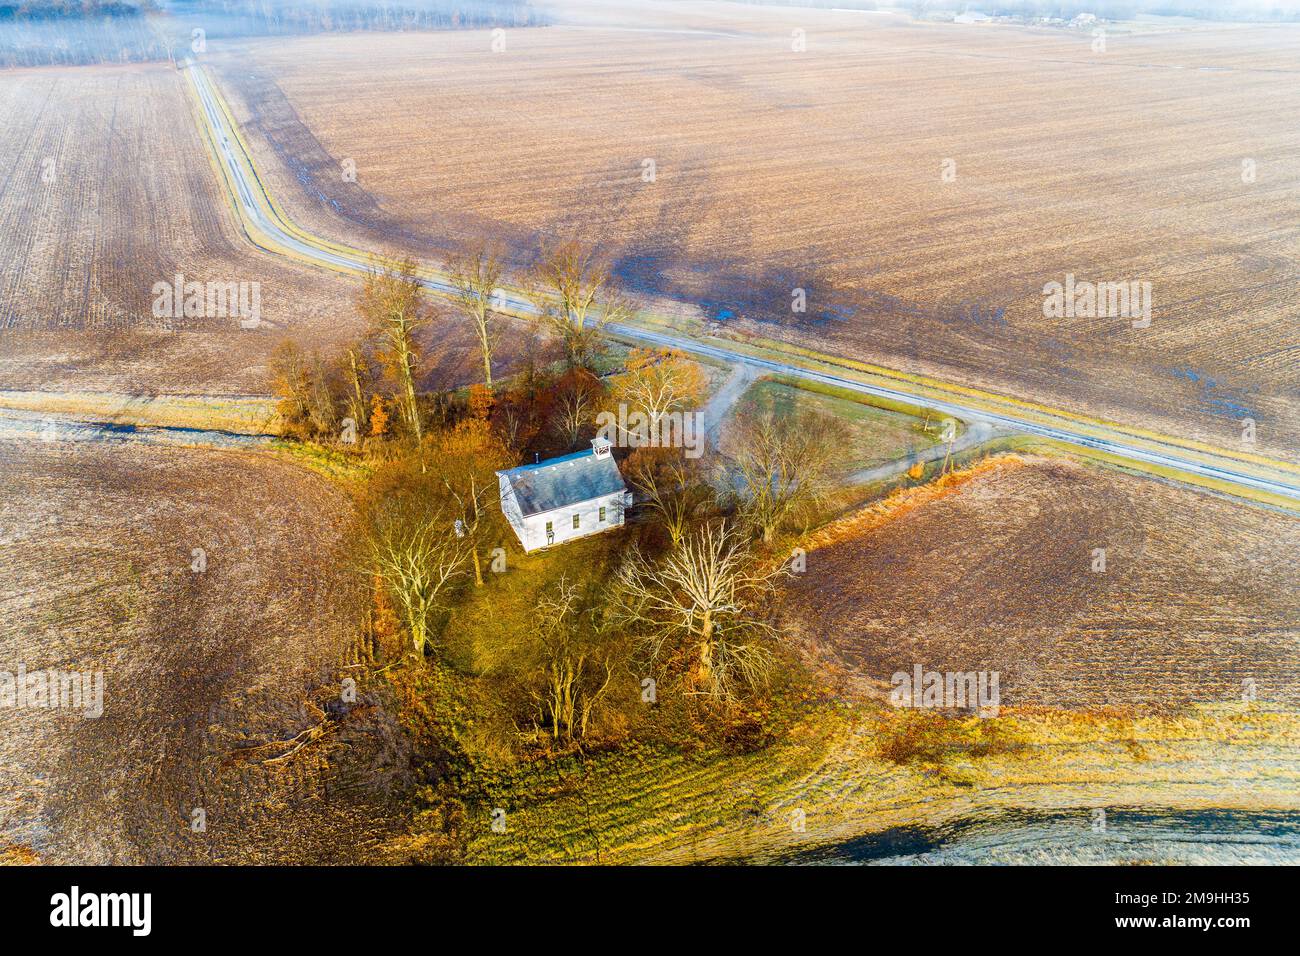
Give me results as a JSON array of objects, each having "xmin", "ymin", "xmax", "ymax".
[{"xmin": 497, "ymin": 448, "xmax": 627, "ymax": 517}]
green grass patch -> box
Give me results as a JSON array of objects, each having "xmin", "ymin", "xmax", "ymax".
[
  {"xmin": 464, "ymin": 704, "xmax": 848, "ymax": 864},
  {"xmin": 270, "ymin": 439, "xmax": 374, "ymax": 485},
  {"xmin": 733, "ymin": 377, "xmax": 941, "ymax": 473}
]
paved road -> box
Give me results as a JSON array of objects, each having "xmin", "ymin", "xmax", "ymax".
[{"xmin": 182, "ymin": 60, "xmax": 1300, "ymax": 508}]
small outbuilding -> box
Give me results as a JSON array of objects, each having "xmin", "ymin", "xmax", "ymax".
[{"xmin": 496, "ymin": 438, "xmax": 632, "ymax": 552}]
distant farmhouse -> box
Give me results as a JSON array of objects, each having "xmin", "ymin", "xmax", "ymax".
[{"xmin": 497, "ymin": 438, "xmax": 632, "ymax": 552}]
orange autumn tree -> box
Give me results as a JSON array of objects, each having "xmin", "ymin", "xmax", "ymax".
[
  {"xmin": 609, "ymin": 348, "xmax": 707, "ymax": 445},
  {"xmin": 369, "ymin": 394, "xmax": 390, "ymax": 440},
  {"xmin": 425, "ymin": 411, "xmax": 512, "ymax": 586},
  {"xmin": 466, "ymin": 382, "xmax": 494, "ymax": 423}
]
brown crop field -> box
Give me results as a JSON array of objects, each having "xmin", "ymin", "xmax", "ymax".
[
  {"xmin": 210, "ymin": 8, "xmax": 1300, "ymax": 460},
  {"xmin": 0, "ymin": 62, "xmax": 363, "ymax": 394},
  {"xmin": 1, "ymin": 0, "xmax": 1296, "ymax": 873},
  {"xmin": 0, "ymin": 437, "xmax": 407, "ymax": 864},
  {"xmin": 0, "ymin": 62, "xmax": 534, "ymax": 398},
  {"xmin": 780, "ymin": 453, "xmax": 1300, "ymax": 713}
]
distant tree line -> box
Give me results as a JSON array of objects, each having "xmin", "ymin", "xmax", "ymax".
[
  {"xmin": 909, "ymin": 0, "xmax": 1300, "ymax": 21},
  {"xmin": 740, "ymin": 0, "xmax": 1300, "ymax": 18},
  {"xmin": 0, "ymin": 1, "xmax": 158, "ymax": 21},
  {"xmin": 0, "ymin": 0, "xmax": 545, "ymax": 67},
  {"xmin": 0, "ymin": 3, "xmax": 169, "ymax": 66},
  {"xmin": 168, "ymin": 0, "xmax": 546, "ymax": 35},
  {"xmin": 729, "ymin": 0, "xmax": 878, "ymax": 9}
]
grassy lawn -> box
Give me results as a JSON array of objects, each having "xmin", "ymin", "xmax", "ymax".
[
  {"xmin": 456, "ymin": 696, "xmax": 1300, "ymax": 864},
  {"xmin": 726, "ymin": 377, "xmax": 941, "ymax": 473},
  {"xmin": 463, "ymin": 706, "xmax": 846, "ymax": 864},
  {"xmin": 403, "ymin": 522, "xmax": 848, "ymax": 864},
  {"xmin": 441, "ymin": 527, "xmax": 629, "ymax": 676}
]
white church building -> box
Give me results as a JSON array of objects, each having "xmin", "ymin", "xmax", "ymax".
[{"xmin": 497, "ymin": 437, "xmax": 632, "ymax": 552}]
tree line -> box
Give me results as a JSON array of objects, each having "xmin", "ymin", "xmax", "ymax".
[
  {"xmin": 0, "ymin": 1, "xmax": 546, "ymax": 68},
  {"xmin": 0, "ymin": 2, "xmax": 158, "ymax": 20}
]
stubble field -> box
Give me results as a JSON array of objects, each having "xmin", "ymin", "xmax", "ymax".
[
  {"xmin": 0, "ymin": 62, "xmax": 370, "ymax": 395},
  {"xmin": 0, "ymin": 3, "xmax": 1296, "ymax": 865},
  {"xmin": 0, "ymin": 437, "xmax": 406, "ymax": 864},
  {"xmin": 0, "ymin": 62, "xmax": 530, "ymax": 398},
  {"xmin": 780, "ymin": 454, "xmax": 1300, "ymax": 713},
  {"xmin": 210, "ymin": 8, "xmax": 1300, "ymax": 460}
]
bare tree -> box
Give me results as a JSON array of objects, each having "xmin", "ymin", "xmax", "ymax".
[
  {"xmin": 726, "ymin": 402, "xmax": 848, "ymax": 543},
  {"xmin": 427, "ymin": 417, "xmax": 511, "ymax": 587},
  {"xmin": 450, "ymin": 475, "xmax": 495, "ymax": 587},
  {"xmin": 339, "ymin": 345, "xmax": 376, "ymax": 438},
  {"xmin": 269, "ymin": 341, "xmax": 339, "ymax": 440},
  {"xmin": 446, "ymin": 242, "xmax": 505, "ymax": 390},
  {"xmin": 364, "ymin": 499, "xmax": 469, "ymax": 655},
  {"xmin": 548, "ymin": 368, "xmax": 602, "ymax": 451},
  {"xmin": 611, "ymin": 348, "xmax": 707, "ymax": 439},
  {"xmin": 305, "ymin": 352, "xmax": 340, "ymax": 437},
  {"xmin": 625, "ymin": 447, "xmax": 714, "ymax": 548},
  {"xmin": 613, "ymin": 521, "xmax": 781, "ymax": 702},
  {"xmin": 269, "ymin": 340, "xmax": 314, "ymax": 436},
  {"xmin": 530, "ymin": 576, "xmax": 616, "ymax": 742},
  {"xmin": 529, "ymin": 241, "xmax": 631, "ymax": 369},
  {"xmin": 359, "ymin": 256, "xmax": 428, "ymax": 442}
]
